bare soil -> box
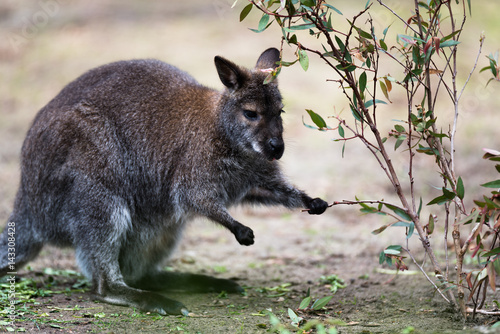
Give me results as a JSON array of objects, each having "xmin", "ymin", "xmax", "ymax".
[{"xmin": 2, "ymin": 1, "xmax": 500, "ymax": 333}]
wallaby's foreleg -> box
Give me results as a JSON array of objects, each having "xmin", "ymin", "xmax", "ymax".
[
  {"xmin": 243, "ymin": 184, "xmax": 329, "ymax": 215},
  {"xmin": 129, "ymin": 271, "xmax": 243, "ymax": 294},
  {"xmin": 191, "ymin": 201, "xmax": 254, "ymax": 246},
  {"xmin": 207, "ymin": 208, "xmax": 255, "ymax": 246}
]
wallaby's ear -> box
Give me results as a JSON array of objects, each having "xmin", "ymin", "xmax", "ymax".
[
  {"xmin": 214, "ymin": 56, "xmax": 247, "ymax": 90},
  {"xmin": 255, "ymin": 48, "xmax": 280, "ymax": 70}
]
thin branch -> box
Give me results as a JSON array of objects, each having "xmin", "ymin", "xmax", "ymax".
[
  {"xmin": 466, "ymin": 307, "xmax": 500, "ymax": 316},
  {"xmin": 377, "ymin": 0, "xmax": 419, "ymax": 35},
  {"xmin": 403, "ymin": 247, "xmax": 451, "ymax": 303},
  {"xmin": 457, "ymin": 35, "xmax": 485, "ymax": 102},
  {"xmin": 327, "ymin": 199, "xmax": 403, "ymax": 209}
]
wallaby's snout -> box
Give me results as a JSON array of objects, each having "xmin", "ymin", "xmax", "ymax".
[{"xmin": 266, "ymin": 137, "xmax": 284, "ymax": 160}]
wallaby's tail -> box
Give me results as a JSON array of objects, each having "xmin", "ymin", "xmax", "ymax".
[{"xmin": 0, "ymin": 217, "xmax": 43, "ymax": 277}]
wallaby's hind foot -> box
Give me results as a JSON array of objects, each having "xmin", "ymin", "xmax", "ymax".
[
  {"xmin": 130, "ymin": 271, "xmax": 244, "ymax": 294},
  {"xmin": 94, "ymin": 282, "xmax": 189, "ymax": 316}
]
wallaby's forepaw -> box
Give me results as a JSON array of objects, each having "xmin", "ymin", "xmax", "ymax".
[
  {"xmin": 233, "ymin": 223, "xmax": 254, "ymax": 246},
  {"xmin": 307, "ymin": 198, "xmax": 329, "ymax": 215}
]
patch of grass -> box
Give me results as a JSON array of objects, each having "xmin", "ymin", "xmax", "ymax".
[
  {"xmin": 319, "ymin": 274, "xmax": 346, "ymax": 294},
  {"xmin": 254, "ymin": 283, "xmax": 292, "ymax": 297}
]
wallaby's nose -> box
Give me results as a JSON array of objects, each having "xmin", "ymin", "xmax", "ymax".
[{"xmin": 268, "ymin": 137, "xmax": 284, "ymax": 160}]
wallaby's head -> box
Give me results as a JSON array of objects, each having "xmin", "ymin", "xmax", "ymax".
[{"xmin": 215, "ymin": 48, "xmax": 285, "ymax": 161}]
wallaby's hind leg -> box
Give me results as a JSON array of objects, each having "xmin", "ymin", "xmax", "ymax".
[
  {"xmin": 91, "ymin": 267, "xmax": 189, "ymax": 315},
  {"xmin": 70, "ymin": 185, "xmax": 189, "ymax": 315},
  {"xmin": 76, "ymin": 227, "xmax": 190, "ymax": 315},
  {"xmin": 0, "ymin": 211, "xmax": 43, "ymax": 277},
  {"xmin": 130, "ymin": 271, "xmax": 243, "ymax": 294}
]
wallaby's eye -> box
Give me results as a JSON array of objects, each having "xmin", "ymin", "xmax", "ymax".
[{"xmin": 243, "ymin": 110, "xmax": 259, "ymax": 121}]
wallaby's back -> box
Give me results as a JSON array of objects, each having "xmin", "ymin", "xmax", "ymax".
[{"xmin": 21, "ymin": 60, "xmax": 225, "ymax": 235}]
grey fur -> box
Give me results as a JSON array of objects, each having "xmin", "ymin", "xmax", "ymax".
[{"xmin": 0, "ymin": 48, "xmax": 328, "ymax": 315}]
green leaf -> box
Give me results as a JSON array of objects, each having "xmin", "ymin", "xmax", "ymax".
[
  {"xmin": 384, "ymin": 249, "xmax": 401, "ymax": 255},
  {"xmin": 359, "ymin": 71, "xmax": 367, "ymax": 93},
  {"xmin": 263, "ymin": 72, "xmax": 277, "ymax": 85},
  {"xmin": 441, "ymin": 30, "xmax": 462, "ymax": 42},
  {"xmin": 427, "ymin": 194, "xmax": 450, "ymax": 206},
  {"xmin": 240, "ymin": 3, "xmax": 253, "ymax": 22},
  {"xmin": 379, "ymin": 251, "xmax": 386, "ymax": 264},
  {"xmin": 299, "ymin": 49, "xmax": 309, "ymax": 71},
  {"xmin": 338, "ymin": 124, "xmax": 345, "ymax": 138},
  {"xmin": 482, "ymin": 248, "xmax": 500, "ymax": 258},
  {"xmin": 442, "ymin": 187, "xmax": 456, "ymax": 200},
  {"xmin": 384, "ymin": 204, "xmax": 411, "ymax": 221},
  {"xmin": 258, "ymin": 14, "xmax": 270, "ymax": 32},
  {"xmin": 335, "ymin": 35, "xmax": 346, "ymax": 54},
  {"xmin": 406, "ymin": 222, "xmax": 415, "ymax": 239},
  {"xmin": 364, "ymin": 99, "xmax": 387, "ymax": 108},
  {"xmin": 350, "ymin": 104, "xmax": 363, "ymax": 122},
  {"xmin": 457, "ymin": 210, "xmax": 480, "ymax": 225},
  {"xmin": 457, "ymin": 177, "xmax": 465, "ymax": 200},
  {"xmin": 481, "ymin": 180, "xmax": 500, "ymax": 188},
  {"xmin": 300, "ymin": 0, "xmax": 316, "ymax": 7},
  {"xmin": 280, "ymin": 60, "xmax": 298, "ymax": 67},
  {"xmin": 311, "ymin": 295, "xmax": 333, "ymax": 310},
  {"xmin": 379, "ymin": 80, "xmax": 389, "ymax": 100},
  {"xmin": 394, "ymin": 124, "xmax": 405, "ymax": 133},
  {"xmin": 288, "ymin": 34, "xmax": 298, "ymax": 45},
  {"xmin": 283, "ymin": 23, "xmax": 316, "ymax": 32},
  {"xmin": 417, "ymin": 197, "xmax": 423, "ymax": 217},
  {"xmin": 480, "ymin": 66, "xmax": 492, "ymax": 73},
  {"xmin": 427, "ymin": 214, "xmax": 435, "ymax": 234},
  {"xmin": 387, "ymin": 245, "xmax": 402, "ymax": 251},
  {"xmin": 303, "ymin": 119, "xmax": 319, "ymax": 130},
  {"xmin": 394, "ymin": 136, "xmax": 406, "ymax": 151},
  {"xmin": 325, "ymin": 4, "xmax": 342, "ymax": 15},
  {"xmin": 288, "ymin": 308, "xmax": 302, "ymax": 326},
  {"xmin": 484, "ymin": 195, "xmax": 500, "ymax": 209},
  {"xmin": 372, "ymin": 224, "xmax": 388, "ymax": 235},
  {"xmin": 439, "ymin": 40, "xmax": 460, "ymax": 48},
  {"xmin": 299, "ymin": 296, "xmax": 312, "ymax": 309},
  {"xmin": 357, "ymin": 27, "xmax": 373, "ymax": 39},
  {"xmin": 380, "ymin": 39, "xmax": 388, "ymax": 51},
  {"xmin": 306, "ymin": 109, "xmax": 327, "ymax": 128}
]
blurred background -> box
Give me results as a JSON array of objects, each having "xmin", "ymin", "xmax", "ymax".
[{"xmin": 0, "ymin": 0, "xmax": 499, "ymax": 270}]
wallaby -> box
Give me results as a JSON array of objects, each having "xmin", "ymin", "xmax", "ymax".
[{"xmin": 0, "ymin": 48, "xmax": 328, "ymax": 315}]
